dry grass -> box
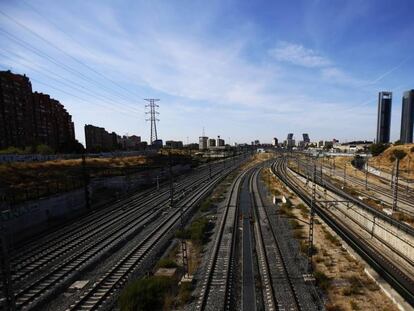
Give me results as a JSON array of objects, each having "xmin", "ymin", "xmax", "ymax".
[
  {"xmin": 261, "ymin": 167, "xmax": 399, "ymax": 311},
  {"xmin": 370, "ymin": 144, "xmax": 414, "ymax": 177}
]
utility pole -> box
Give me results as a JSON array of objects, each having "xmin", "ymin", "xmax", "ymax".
[
  {"xmin": 1, "ymin": 226, "xmax": 16, "ymax": 311},
  {"xmin": 144, "ymin": 99, "xmax": 160, "ymax": 145},
  {"xmin": 392, "ymin": 158, "xmax": 401, "ymax": 213},
  {"xmin": 169, "ymin": 151, "xmax": 189, "ymax": 277},
  {"xmin": 343, "ymin": 163, "xmax": 347, "ymax": 188},
  {"xmin": 320, "ymin": 160, "xmax": 323, "ymax": 185},
  {"xmin": 365, "ymin": 157, "xmax": 369, "ymax": 190},
  {"xmin": 168, "ymin": 152, "xmax": 174, "ymax": 208},
  {"xmin": 307, "ymin": 164, "xmax": 316, "ymax": 273},
  {"xmin": 208, "ymin": 152, "xmax": 212, "ymax": 180},
  {"xmin": 82, "ymin": 153, "xmax": 90, "ymax": 209},
  {"xmin": 407, "ymin": 157, "xmax": 411, "ymax": 195}
]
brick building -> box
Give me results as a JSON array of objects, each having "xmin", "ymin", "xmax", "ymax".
[
  {"xmin": 31, "ymin": 92, "xmax": 75, "ymax": 151},
  {"xmin": 0, "ymin": 70, "xmax": 76, "ymax": 152},
  {"xmin": 0, "ymin": 71, "xmax": 33, "ymax": 148},
  {"xmin": 84, "ymin": 124, "xmax": 120, "ymax": 152}
]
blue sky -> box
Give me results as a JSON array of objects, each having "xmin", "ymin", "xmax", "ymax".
[{"xmin": 1, "ymin": 0, "xmax": 413, "ymax": 145}]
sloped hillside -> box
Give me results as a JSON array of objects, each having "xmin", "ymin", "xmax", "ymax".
[{"xmin": 370, "ymin": 144, "xmax": 414, "ymax": 176}]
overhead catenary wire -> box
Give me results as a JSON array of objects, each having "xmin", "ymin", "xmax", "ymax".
[
  {"xmin": 0, "ymin": 28, "xmax": 140, "ymax": 112},
  {"xmin": 0, "ymin": 48, "xmax": 141, "ymax": 115},
  {"xmin": 0, "ymin": 63, "xmax": 137, "ymax": 119},
  {"xmin": 0, "ymin": 9, "xmax": 141, "ymax": 101}
]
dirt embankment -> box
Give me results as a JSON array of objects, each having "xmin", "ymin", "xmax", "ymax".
[{"xmin": 370, "ymin": 144, "xmax": 414, "ymax": 177}]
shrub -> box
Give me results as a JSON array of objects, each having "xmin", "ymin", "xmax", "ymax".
[
  {"xmin": 200, "ymin": 198, "xmax": 212, "ymax": 212},
  {"xmin": 118, "ymin": 276, "xmax": 174, "ymax": 311},
  {"xmin": 178, "ymin": 282, "xmax": 193, "ymax": 305},
  {"xmin": 157, "ymin": 258, "xmax": 178, "ymax": 269},
  {"xmin": 350, "ymin": 300, "xmax": 359, "ymax": 310},
  {"xmin": 314, "ymin": 270, "xmax": 331, "ymax": 291},
  {"xmin": 36, "ymin": 144, "xmax": 54, "ymax": 155},
  {"xmin": 289, "ymin": 219, "xmax": 302, "ymax": 229},
  {"xmin": 324, "ymin": 230, "xmax": 341, "ymax": 247},
  {"xmin": 0, "ymin": 146, "xmax": 26, "ymax": 154},
  {"xmin": 369, "ymin": 143, "xmax": 389, "ymax": 156},
  {"xmin": 189, "ymin": 217, "xmax": 211, "ymax": 244},
  {"xmin": 347, "ymin": 276, "xmax": 363, "ymax": 295}
]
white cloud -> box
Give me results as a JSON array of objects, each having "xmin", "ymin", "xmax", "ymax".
[
  {"xmin": 320, "ymin": 67, "xmax": 366, "ymax": 86},
  {"xmin": 0, "ymin": 2, "xmax": 381, "ymax": 143},
  {"xmin": 269, "ymin": 41, "xmax": 331, "ymax": 68}
]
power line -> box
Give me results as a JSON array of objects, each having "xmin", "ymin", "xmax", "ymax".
[
  {"xmin": 0, "ymin": 9, "xmax": 141, "ymax": 100},
  {"xmin": 0, "ymin": 48, "xmax": 141, "ymax": 115},
  {"xmin": 0, "ymin": 63, "xmax": 136, "ymax": 118},
  {"xmin": 0, "ymin": 28, "xmax": 138, "ymax": 108}
]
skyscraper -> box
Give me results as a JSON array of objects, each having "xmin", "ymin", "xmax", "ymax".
[
  {"xmin": 302, "ymin": 133, "xmax": 310, "ymax": 143},
  {"xmin": 400, "ymin": 90, "xmax": 414, "ymax": 144},
  {"xmin": 287, "ymin": 133, "xmax": 295, "ymax": 148},
  {"xmin": 376, "ymin": 92, "xmax": 392, "ymax": 144}
]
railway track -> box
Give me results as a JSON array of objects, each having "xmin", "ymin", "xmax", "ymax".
[
  {"xmin": 308, "ymin": 160, "xmax": 414, "ymax": 216},
  {"xmin": 195, "ymin": 167, "xmax": 246, "ymax": 311},
  {"xmin": 67, "ymin": 161, "xmax": 239, "ymax": 311},
  {"xmin": 250, "ymin": 167, "xmax": 296, "ymax": 310},
  {"xmin": 272, "ymin": 157, "xmax": 414, "ymax": 307},
  {"xmin": 293, "ymin": 158, "xmax": 414, "ymax": 237},
  {"xmin": 1, "ymin": 157, "xmax": 245, "ymax": 310}
]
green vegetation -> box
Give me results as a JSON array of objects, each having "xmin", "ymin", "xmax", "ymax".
[
  {"xmin": 177, "ymin": 282, "xmax": 193, "ymax": 306},
  {"xmin": 156, "ymin": 258, "xmax": 178, "ymax": 269},
  {"xmin": 390, "ymin": 149, "xmax": 407, "ymax": 162},
  {"xmin": 0, "ymin": 144, "xmax": 55, "ymax": 155},
  {"xmin": 343, "ymin": 276, "xmax": 363, "ymax": 296},
  {"xmin": 296, "ymin": 203, "xmax": 309, "ymax": 217},
  {"xmin": 175, "ymin": 216, "xmax": 211, "ymax": 245},
  {"xmin": 279, "ymin": 199, "xmax": 294, "ymax": 217},
  {"xmin": 350, "ymin": 300, "xmax": 360, "ymax": 310},
  {"xmin": 299, "ymin": 240, "xmax": 317, "ymax": 255},
  {"xmin": 289, "ymin": 219, "xmax": 302, "ymax": 229},
  {"xmin": 326, "ymin": 304, "xmax": 345, "ymax": 311},
  {"xmin": 0, "ymin": 146, "xmax": 28, "ymax": 155},
  {"xmin": 369, "ymin": 143, "xmax": 389, "ymax": 157},
  {"xmin": 314, "ymin": 270, "xmax": 331, "ymax": 291},
  {"xmin": 0, "ymin": 153, "xmax": 196, "ymax": 204},
  {"xmin": 323, "ymin": 228, "xmax": 342, "ymax": 247},
  {"xmin": 200, "ymin": 198, "xmax": 213, "ymax": 212},
  {"xmin": 35, "ymin": 144, "xmax": 54, "ymax": 155},
  {"xmin": 118, "ymin": 276, "xmax": 175, "ymax": 311}
]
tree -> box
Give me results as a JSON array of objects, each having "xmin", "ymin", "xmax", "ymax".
[
  {"xmin": 36, "ymin": 144, "xmax": 54, "ymax": 155},
  {"xmin": 369, "ymin": 143, "xmax": 389, "ymax": 157},
  {"xmin": 390, "ymin": 149, "xmax": 407, "ymax": 162},
  {"xmin": 0, "ymin": 146, "xmax": 24, "ymax": 154},
  {"xmin": 118, "ymin": 276, "xmax": 174, "ymax": 311}
]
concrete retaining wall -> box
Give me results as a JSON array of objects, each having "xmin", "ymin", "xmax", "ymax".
[{"xmin": 1, "ymin": 164, "xmax": 191, "ymax": 241}]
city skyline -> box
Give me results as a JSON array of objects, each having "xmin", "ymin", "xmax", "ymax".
[{"xmin": 1, "ymin": 0, "xmax": 414, "ymax": 144}]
